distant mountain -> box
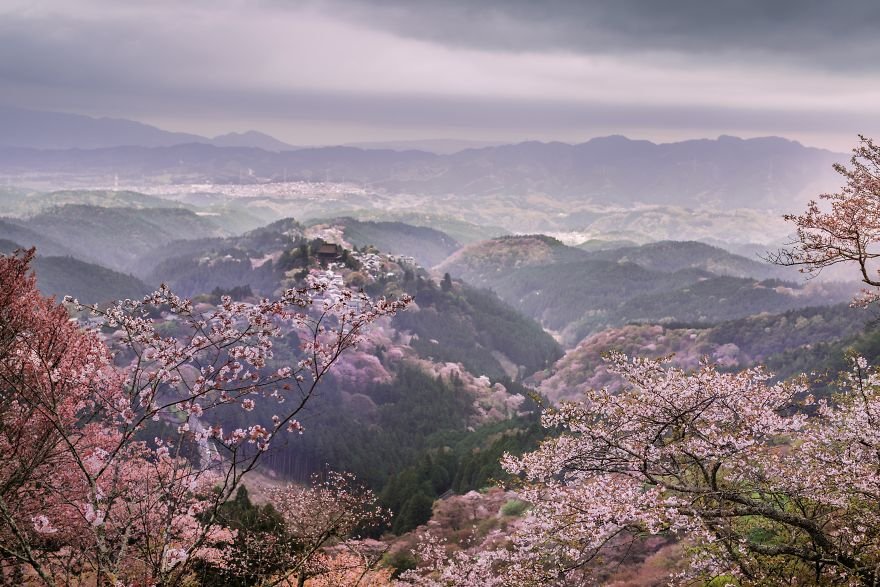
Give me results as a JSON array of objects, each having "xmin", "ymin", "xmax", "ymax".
[
  {"xmin": 31, "ymin": 256, "xmax": 150, "ymax": 303},
  {"xmin": 0, "ymin": 107, "xmax": 205, "ymax": 149},
  {"xmin": 412, "ymin": 134, "xmax": 841, "ymax": 210},
  {"xmin": 138, "ymin": 218, "xmax": 306, "ymax": 293},
  {"xmin": 576, "ymin": 238, "xmax": 640, "ymax": 252},
  {"xmin": 322, "ymin": 211, "xmax": 509, "ymax": 245},
  {"xmin": 210, "ymin": 130, "xmax": 296, "ymax": 151},
  {"xmin": 0, "ymin": 239, "xmax": 148, "ymax": 302},
  {"xmin": 0, "ymin": 188, "xmax": 276, "ymax": 237},
  {"xmin": 0, "ymin": 143, "xmax": 435, "ymax": 185},
  {"xmin": 437, "ymin": 235, "xmax": 793, "ymax": 287},
  {"xmin": 0, "ymin": 189, "xmax": 185, "ymax": 217},
  {"xmin": 3, "ymin": 205, "xmax": 227, "ymax": 271},
  {"xmin": 0, "ymin": 107, "xmax": 295, "ymax": 150},
  {"xmin": 0, "ymin": 218, "xmax": 68, "ymax": 256},
  {"xmin": 586, "ymin": 240, "xmax": 793, "ymax": 281},
  {"xmin": 435, "ymin": 235, "xmax": 588, "ymax": 282},
  {"xmin": 0, "ymin": 134, "xmax": 843, "ymax": 212}
]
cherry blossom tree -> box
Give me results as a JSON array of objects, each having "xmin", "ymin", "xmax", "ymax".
[
  {"xmin": 302, "ymin": 550, "xmax": 394, "ymax": 587},
  {"xmin": 771, "ymin": 135, "xmax": 880, "ymax": 305},
  {"xmin": 402, "ymin": 352, "xmax": 880, "ymax": 585},
  {"xmin": 268, "ymin": 471, "xmax": 389, "ymax": 586},
  {"xmin": 0, "ymin": 248, "xmax": 409, "ymax": 586},
  {"xmin": 212, "ymin": 472, "xmax": 389, "ymax": 587}
]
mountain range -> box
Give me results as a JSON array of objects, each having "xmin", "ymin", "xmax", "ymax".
[
  {"xmin": 437, "ymin": 235, "xmax": 856, "ymax": 344},
  {"xmin": 0, "ymin": 108, "xmax": 854, "ymax": 244},
  {"xmin": 0, "ymin": 135, "xmax": 845, "ymax": 212},
  {"xmin": 0, "ymin": 106, "xmax": 297, "ymax": 151}
]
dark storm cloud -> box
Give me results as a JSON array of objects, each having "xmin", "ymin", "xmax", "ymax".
[
  {"xmin": 0, "ymin": 20, "xmax": 158, "ymax": 91},
  {"xmin": 322, "ymin": 0, "xmax": 880, "ymax": 69}
]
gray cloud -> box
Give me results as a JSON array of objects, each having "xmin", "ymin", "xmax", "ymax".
[{"xmin": 319, "ymin": 0, "xmax": 880, "ymax": 70}]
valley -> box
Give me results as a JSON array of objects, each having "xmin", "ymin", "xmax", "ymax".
[
  {"xmin": 0, "ymin": 161, "xmax": 874, "ymax": 572},
  {"xmin": 2, "ymin": 133, "xmax": 877, "ymax": 585}
]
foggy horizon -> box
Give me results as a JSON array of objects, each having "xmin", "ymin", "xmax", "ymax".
[
  {"xmin": 4, "ymin": 0, "xmax": 880, "ymax": 151},
  {"xmin": 5, "ymin": 103, "xmax": 855, "ymax": 154}
]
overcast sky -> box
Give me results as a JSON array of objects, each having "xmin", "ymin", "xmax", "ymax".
[{"xmin": 2, "ymin": 0, "xmax": 880, "ymax": 149}]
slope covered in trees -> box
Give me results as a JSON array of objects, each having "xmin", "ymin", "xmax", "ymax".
[
  {"xmin": 31, "ymin": 255, "xmax": 149, "ymax": 302},
  {"xmin": 440, "ymin": 235, "xmax": 856, "ymax": 345},
  {"xmin": 586, "ymin": 240, "xmax": 793, "ymax": 280},
  {"xmin": 532, "ymin": 303, "xmax": 873, "ymax": 403},
  {"xmin": 0, "ymin": 240, "xmax": 149, "ymax": 302},
  {"xmin": 393, "ymin": 278, "xmax": 562, "ymax": 380},
  {"xmin": 2, "ymin": 204, "xmax": 226, "ymax": 271},
  {"xmin": 0, "ymin": 249, "xmax": 407, "ymax": 585}
]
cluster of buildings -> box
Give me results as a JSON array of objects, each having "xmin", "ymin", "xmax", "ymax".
[{"xmin": 127, "ymin": 180, "xmax": 372, "ymax": 201}]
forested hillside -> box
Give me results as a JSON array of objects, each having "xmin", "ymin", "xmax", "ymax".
[
  {"xmin": 586, "ymin": 240, "xmax": 792, "ymax": 280},
  {"xmin": 1, "ymin": 204, "xmax": 225, "ymax": 270},
  {"xmin": 439, "ymin": 235, "xmax": 856, "ymax": 345},
  {"xmin": 1, "ymin": 205, "xmax": 562, "ymax": 535},
  {"xmin": 0, "ymin": 239, "xmax": 149, "ymax": 302},
  {"xmin": 531, "ymin": 303, "xmax": 873, "ymax": 402}
]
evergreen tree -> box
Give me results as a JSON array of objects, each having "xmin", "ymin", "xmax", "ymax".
[
  {"xmin": 394, "ymin": 492, "xmax": 435, "ymax": 534},
  {"xmin": 441, "ymin": 272, "xmax": 453, "ymax": 291}
]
